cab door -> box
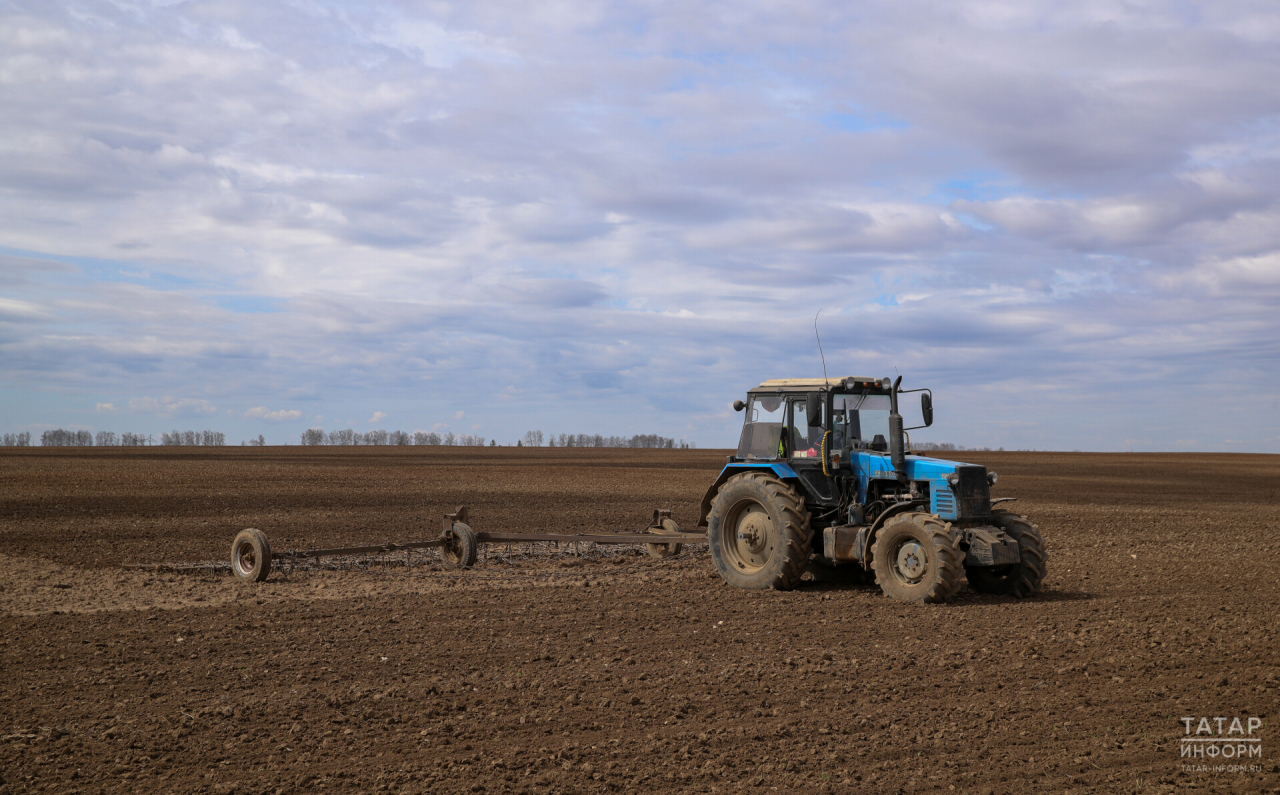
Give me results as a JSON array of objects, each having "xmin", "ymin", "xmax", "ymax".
[
  {"xmin": 787, "ymin": 396, "xmax": 825, "ymax": 461},
  {"xmin": 788, "ymin": 396, "xmax": 837, "ymax": 503}
]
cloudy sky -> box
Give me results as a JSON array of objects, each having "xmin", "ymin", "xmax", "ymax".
[{"xmin": 3, "ymin": 1, "xmax": 1279, "ymax": 451}]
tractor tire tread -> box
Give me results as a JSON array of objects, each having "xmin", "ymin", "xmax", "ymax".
[
  {"xmin": 991, "ymin": 509, "xmax": 1047, "ymax": 598},
  {"xmin": 707, "ymin": 471, "xmax": 812, "ymax": 591},
  {"xmin": 871, "ymin": 512, "xmax": 963, "ymax": 604}
]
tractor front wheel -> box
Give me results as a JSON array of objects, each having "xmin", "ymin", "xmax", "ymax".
[
  {"xmin": 965, "ymin": 510, "xmax": 1047, "ymax": 597},
  {"xmin": 707, "ymin": 472, "xmax": 811, "ymax": 590},
  {"xmin": 871, "ymin": 512, "xmax": 963, "ymax": 604}
]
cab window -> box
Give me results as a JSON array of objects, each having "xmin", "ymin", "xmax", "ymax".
[
  {"xmin": 833, "ymin": 393, "xmax": 891, "ymax": 449},
  {"xmin": 736, "ymin": 395, "xmax": 785, "ymax": 460},
  {"xmin": 789, "ymin": 398, "xmax": 825, "ymax": 458}
]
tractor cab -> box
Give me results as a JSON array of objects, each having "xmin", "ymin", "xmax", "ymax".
[
  {"xmin": 721, "ymin": 376, "xmax": 925, "ymax": 520},
  {"xmin": 699, "ymin": 375, "xmax": 1047, "ymax": 604},
  {"xmin": 734, "ymin": 377, "xmax": 896, "ymax": 463}
]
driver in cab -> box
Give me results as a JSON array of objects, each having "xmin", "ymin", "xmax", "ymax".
[{"xmin": 790, "ymin": 401, "xmax": 826, "ymax": 459}]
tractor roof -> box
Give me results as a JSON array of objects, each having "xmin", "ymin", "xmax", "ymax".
[{"xmin": 752, "ymin": 376, "xmax": 887, "ymax": 392}]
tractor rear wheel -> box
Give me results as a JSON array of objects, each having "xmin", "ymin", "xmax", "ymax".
[
  {"xmin": 707, "ymin": 472, "xmax": 811, "ymax": 590},
  {"xmin": 871, "ymin": 512, "xmax": 963, "ymax": 603},
  {"xmin": 965, "ymin": 510, "xmax": 1047, "ymax": 597}
]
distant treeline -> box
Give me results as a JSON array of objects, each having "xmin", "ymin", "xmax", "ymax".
[
  {"xmin": 162, "ymin": 430, "xmax": 227, "ymax": 446},
  {"xmin": 916, "ymin": 442, "xmax": 1079, "ymax": 453},
  {"xmin": 298, "ymin": 429, "xmax": 693, "ymax": 448},
  {"xmin": 914, "ymin": 441, "xmax": 1005, "ymax": 452},
  {"xmin": 29, "ymin": 429, "xmax": 228, "ymax": 447},
  {"xmin": 300, "ymin": 429, "xmax": 490, "ymax": 446},
  {"xmin": 520, "ymin": 431, "xmax": 692, "ymax": 449},
  {"xmin": 6, "ymin": 428, "xmax": 695, "ymax": 449}
]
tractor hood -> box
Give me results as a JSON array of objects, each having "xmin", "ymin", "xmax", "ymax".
[
  {"xmin": 906, "ymin": 454, "xmax": 985, "ymax": 479},
  {"xmin": 849, "ymin": 452, "xmax": 992, "ymax": 521},
  {"xmin": 850, "ymin": 451, "xmax": 982, "ymax": 480}
]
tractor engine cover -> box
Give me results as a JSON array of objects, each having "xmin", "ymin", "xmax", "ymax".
[{"xmin": 962, "ymin": 526, "xmax": 1021, "ymax": 568}]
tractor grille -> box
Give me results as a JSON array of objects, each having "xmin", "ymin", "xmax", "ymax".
[
  {"xmin": 932, "ymin": 488, "xmax": 956, "ymax": 517},
  {"xmin": 955, "ymin": 465, "xmax": 990, "ymax": 518}
]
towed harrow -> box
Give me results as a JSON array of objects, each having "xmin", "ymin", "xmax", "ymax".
[{"xmin": 132, "ymin": 507, "xmax": 707, "ymax": 582}]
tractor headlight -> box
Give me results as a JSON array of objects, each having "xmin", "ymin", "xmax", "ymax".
[
  {"xmin": 987, "ymin": 471, "xmax": 998, "ymax": 485},
  {"xmin": 946, "ymin": 473, "xmax": 959, "ymax": 487}
]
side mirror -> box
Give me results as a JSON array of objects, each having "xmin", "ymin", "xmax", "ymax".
[
  {"xmin": 921, "ymin": 393, "xmax": 933, "ymax": 427},
  {"xmin": 733, "ymin": 399, "xmax": 746, "ymax": 412},
  {"xmin": 805, "ymin": 393, "xmax": 823, "ymax": 427}
]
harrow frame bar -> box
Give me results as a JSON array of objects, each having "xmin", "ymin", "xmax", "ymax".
[{"xmin": 123, "ymin": 506, "xmax": 709, "ymax": 580}]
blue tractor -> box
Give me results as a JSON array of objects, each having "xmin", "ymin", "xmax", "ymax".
[{"xmin": 698, "ymin": 376, "xmax": 1047, "ymax": 603}]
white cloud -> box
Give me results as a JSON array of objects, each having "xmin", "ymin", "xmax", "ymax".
[
  {"xmin": 0, "ymin": 297, "xmax": 49, "ymax": 320},
  {"xmin": 217, "ymin": 25, "xmax": 261, "ymax": 52},
  {"xmin": 683, "ymin": 203, "xmax": 964, "ymax": 253},
  {"xmin": 95, "ymin": 402, "xmax": 116, "ymax": 413},
  {"xmin": 369, "ymin": 18, "xmax": 517, "ymax": 70},
  {"xmin": 244, "ymin": 406, "xmax": 302, "ymax": 421},
  {"xmin": 1184, "ymin": 252, "xmax": 1280, "ymax": 295},
  {"xmin": 369, "ymin": 411, "xmax": 387, "ymax": 423},
  {"xmin": 128, "ymin": 396, "xmax": 218, "ymax": 418}
]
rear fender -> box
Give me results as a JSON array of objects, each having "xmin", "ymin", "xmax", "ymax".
[{"xmin": 696, "ymin": 463, "xmax": 799, "ymax": 527}]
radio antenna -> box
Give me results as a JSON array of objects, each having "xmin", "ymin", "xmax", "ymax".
[{"xmin": 814, "ymin": 309, "xmax": 829, "ymax": 385}]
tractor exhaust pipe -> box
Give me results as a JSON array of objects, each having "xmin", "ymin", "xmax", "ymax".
[{"xmin": 888, "ymin": 375, "xmax": 907, "ymax": 483}]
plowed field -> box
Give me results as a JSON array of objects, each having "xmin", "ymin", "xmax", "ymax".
[{"xmin": 1, "ymin": 447, "xmax": 1278, "ymax": 794}]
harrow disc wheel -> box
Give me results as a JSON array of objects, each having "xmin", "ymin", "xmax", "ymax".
[
  {"xmin": 645, "ymin": 518, "xmax": 684, "ymax": 559},
  {"xmin": 707, "ymin": 472, "xmax": 811, "ymax": 591},
  {"xmin": 443, "ymin": 522, "xmax": 478, "ymax": 568},
  {"xmin": 231, "ymin": 528, "xmax": 272, "ymax": 582}
]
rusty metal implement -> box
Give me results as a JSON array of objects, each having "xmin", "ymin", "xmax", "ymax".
[{"xmin": 122, "ymin": 506, "xmax": 708, "ymax": 581}]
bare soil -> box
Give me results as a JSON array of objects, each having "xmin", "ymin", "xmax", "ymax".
[{"xmin": 1, "ymin": 447, "xmax": 1278, "ymax": 794}]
